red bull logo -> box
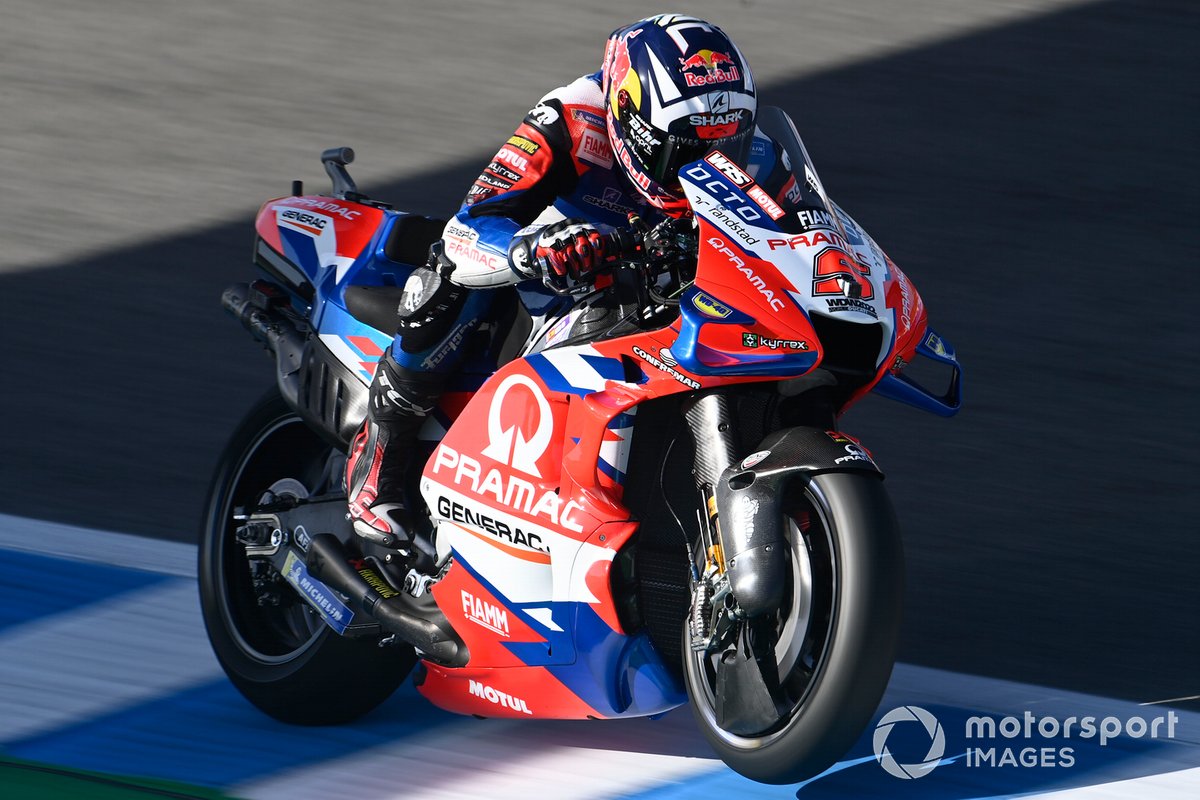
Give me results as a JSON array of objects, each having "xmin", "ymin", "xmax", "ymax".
[
  {"xmin": 607, "ymin": 39, "xmax": 641, "ymax": 111},
  {"xmin": 679, "ymin": 50, "xmax": 740, "ymax": 87}
]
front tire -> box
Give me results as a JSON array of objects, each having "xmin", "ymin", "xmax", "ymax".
[
  {"xmin": 198, "ymin": 390, "xmax": 415, "ymax": 725},
  {"xmin": 683, "ymin": 471, "xmax": 903, "ymax": 784}
]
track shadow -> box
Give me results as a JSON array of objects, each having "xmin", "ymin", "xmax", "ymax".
[{"xmin": 0, "ymin": 0, "xmax": 1195, "ymax": 706}]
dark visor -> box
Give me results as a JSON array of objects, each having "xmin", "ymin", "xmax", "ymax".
[{"xmin": 651, "ymin": 128, "xmax": 754, "ymax": 190}]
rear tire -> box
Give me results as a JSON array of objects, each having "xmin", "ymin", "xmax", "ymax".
[
  {"xmin": 683, "ymin": 471, "xmax": 903, "ymax": 784},
  {"xmin": 198, "ymin": 389, "xmax": 415, "ymax": 725}
]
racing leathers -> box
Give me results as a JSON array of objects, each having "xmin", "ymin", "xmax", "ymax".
[
  {"xmin": 347, "ymin": 72, "xmax": 649, "ymax": 553},
  {"xmin": 346, "ymin": 71, "xmax": 789, "ymax": 555}
]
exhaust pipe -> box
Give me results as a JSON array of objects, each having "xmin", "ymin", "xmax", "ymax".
[
  {"xmin": 221, "ymin": 281, "xmax": 308, "ymax": 418},
  {"xmin": 222, "ymin": 281, "xmax": 369, "ymax": 449},
  {"xmin": 305, "ymin": 533, "xmax": 467, "ymax": 666}
]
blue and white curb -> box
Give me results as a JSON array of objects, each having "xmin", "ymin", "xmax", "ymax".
[{"xmin": 0, "ymin": 514, "xmax": 1197, "ymax": 798}]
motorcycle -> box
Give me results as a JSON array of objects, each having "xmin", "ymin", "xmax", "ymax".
[{"xmin": 199, "ymin": 105, "xmax": 961, "ymax": 785}]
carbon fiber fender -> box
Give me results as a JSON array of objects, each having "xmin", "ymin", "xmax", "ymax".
[{"xmin": 715, "ymin": 427, "xmax": 884, "ymax": 617}]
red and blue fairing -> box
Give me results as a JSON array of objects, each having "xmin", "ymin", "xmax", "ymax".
[{"xmin": 414, "ymin": 110, "xmax": 959, "ymax": 722}]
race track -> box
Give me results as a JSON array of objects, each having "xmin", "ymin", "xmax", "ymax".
[
  {"xmin": 1, "ymin": 519, "xmax": 1197, "ymax": 798},
  {"xmin": 0, "ymin": 0, "xmax": 1197, "ymax": 795}
]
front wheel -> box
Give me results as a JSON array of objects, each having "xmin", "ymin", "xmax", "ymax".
[
  {"xmin": 198, "ymin": 389, "xmax": 415, "ymax": 725},
  {"xmin": 683, "ymin": 471, "xmax": 903, "ymax": 784}
]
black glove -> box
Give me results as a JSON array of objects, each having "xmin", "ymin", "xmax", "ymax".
[{"xmin": 510, "ymin": 219, "xmax": 610, "ymax": 290}]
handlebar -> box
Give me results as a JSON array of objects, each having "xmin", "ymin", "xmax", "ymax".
[
  {"xmin": 600, "ymin": 228, "xmax": 644, "ymax": 263},
  {"xmin": 538, "ymin": 217, "xmax": 696, "ymax": 302}
]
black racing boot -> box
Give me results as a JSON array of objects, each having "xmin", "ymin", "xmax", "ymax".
[{"xmin": 346, "ymin": 348, "xmax": 444, "ymax": 567}]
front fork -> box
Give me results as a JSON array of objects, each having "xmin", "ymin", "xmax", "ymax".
[
  {"xmin": 685, "ymin": 393, "xmax": 815, "ymax": 651},
  {"xmin": 682, "ymin": 394, "xmax": 777, "ymax": 653},
  {"xmin": 682, "ymin": 392, "xmax": 738, "ymax": 572}
]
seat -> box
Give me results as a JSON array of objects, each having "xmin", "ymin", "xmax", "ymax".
[
  {"xmin": 344, "ymin": 214, "xmax": 447, "ymax": 332},
  {"xmin": 383, "ymin": 214, "xmax": 446, "ymax": 266}
]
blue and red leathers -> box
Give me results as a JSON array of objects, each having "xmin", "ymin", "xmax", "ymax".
[
  {"xmin": 389, "ymin": 72, "xmax": 790, "ymax": 375},
  {"xmin": 387, "ymin": 72, "xmax": 667, "ymax": 376},
  {"xmin": 346, "ymin": 73, "xmax": 790, "ymax": 550}
]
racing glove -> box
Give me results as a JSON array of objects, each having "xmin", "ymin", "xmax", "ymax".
[{"xmin": 509, "ymin": 219, "xmax": 610, "ymax": 290}]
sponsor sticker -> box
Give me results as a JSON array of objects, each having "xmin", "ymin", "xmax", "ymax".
[
  {"xmin": 277, "ymin": 196, "xmax": 361, "ymax": 220},
  {"xmin": 741, "ymin": 450, "xmax": 770, "ymax": 469},
  {"xmin": 691, "ymin": 291, "xmax": 732, "ymax": 318},
  {"xmin": 679, "ymin": 49, "xmax": 741, "ymax": 87},
  {"xmin": 282, "ymin": 551, "xmax": 352, "ymax": 634},
  {"xmin": 277, "ymin": 208, "xmax": 331, "ymax": 238},
  {"xmin": 796, "ymin": 208, "xmax": 837, "ymax": 231},
  {"xmin": 632, "ymin": 345, "xmax": 700, "ymax": 390},
  {"xmin": 507, "ymin": 135, "xmax": 540, "ymax": 155},
  {"xmin": 577, "ymin": 128, "xmax": 613, "ymax": 168},
  {"xmin": 544, "ymin": 308, "xmax": 581, "ymax": 347},
  {"xmin": 746, "ymin": 185, "xmax": 785, "ymax": 220},
  {"xmin": 825, "ymin": 296, "xmax": 878, "ymax": 318},
  {"xmin": 583, "ymin": 186, "xmax": 628, "ymax": 215},
  {"xmin": 488, "ymin": 163, "xmax": 523, "ymax": 183},
  {"xmin": 572, "ymin": 108, "xmax": 606, "ymax": 127},
  {"xmin": 496, "ymin": 147, "xmax": 530, "ymax": 172},
  {"xmin": 834, "ymin": 443, "xmax": 874, "ymax": 465},
  {"xmin": 926, "ymin": 331, "xmax": 949, "ymax": 357},
  {"xmin": 766, "ymin": 231, "xmax": 847, "ymax": 251},
  {"xmin": 469, "ymin": 679, "xmax": 532, "ymax": 715},
  {"xmin": 461, "ymin": 589, "xmax": 511, "ymax": 637},
  {"xmin": 742, "ymin": 332, "xmax": 809, "ymax": 351},
  {"xmin": 704, "ymin": 151, "xmax": 752, "ymax": 187},
  {"xmin": 436, "ymin": 495, "xmax": 553, "ymax": 554}
]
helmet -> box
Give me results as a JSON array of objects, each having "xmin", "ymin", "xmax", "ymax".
[{"xmin": 602, "ymin": 15, "xmax": 757, "ymax": 217}]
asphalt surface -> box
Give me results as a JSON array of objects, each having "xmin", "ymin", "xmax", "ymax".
[{"xmin": 1, "ymin": 0, "xmax": 1197, "ymax": 716}]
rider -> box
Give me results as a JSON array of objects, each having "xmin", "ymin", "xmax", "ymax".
[{"xmin": 346, "ymin": 14, "xmax": 760, "ymax": 564}]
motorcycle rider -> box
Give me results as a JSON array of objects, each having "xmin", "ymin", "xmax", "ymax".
[{"xmin": 346, "ymin": 14, "xmax": 765, "ymax": 565}]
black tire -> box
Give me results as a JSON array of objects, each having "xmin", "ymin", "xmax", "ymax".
[
  {"xmin": 683, "ymin": 471, "xmax": 904, "ymax": 784},
  {"xmin": 198, "ymin": 389, "xmax": 415, "ymax": 725}
]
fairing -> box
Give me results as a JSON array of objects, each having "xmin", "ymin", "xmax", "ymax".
[
  {"xmin": 254, "ymin": 111, "xmax": 958, "ymax": 722},
  {"xmin": 669, "ymin": 107, "xmax": 959, "ymax": 413}
]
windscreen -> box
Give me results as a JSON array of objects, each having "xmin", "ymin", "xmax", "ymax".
[{"xmin": 736, "ymin": 106, "xmax": 840, "ymax": 236}]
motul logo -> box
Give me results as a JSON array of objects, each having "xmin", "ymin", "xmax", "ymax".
[
  {"xmin": 496, "ymin": 148, "xmax": 529, "ymax": 172},
  {"xmin": 469, "ymin": 680, "xmax": 532, "ymax": 715}
]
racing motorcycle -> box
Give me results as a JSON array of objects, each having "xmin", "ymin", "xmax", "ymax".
[{"xmin": 199, "ymin": 106, "xmax": 961, "ymax": 785}]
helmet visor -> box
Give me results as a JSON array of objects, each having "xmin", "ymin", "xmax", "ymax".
[{"xmin": 651, "ymin": 129, "xmax": 754, "ymax": 191}]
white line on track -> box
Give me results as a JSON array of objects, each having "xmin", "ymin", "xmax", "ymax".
[
  {"xmin": 235, "ymin": 718, "xmax": 716, "ymax": 800},
  {"xmin": 1142, "ymin": 696, "xmax": 1200, "ymax": 707},
  {"xmin": 0, "ymin": 512, "xmax": 196, "ymax": 577},
  {"xmin": 1, "ymin": 514, "xmax": 1197, "ymax": 799},
  {"xmin": 0, "ymin": 579, "xmax": 220, "ymax": 743},
  {"xmin": 1018, "ymin": 767, "xmax": 1200, "ymax": 799}
]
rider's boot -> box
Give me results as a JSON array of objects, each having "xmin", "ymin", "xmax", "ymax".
[{"xmin": 346, "ymin": 347, "xmax": 444, "ymax": 570}]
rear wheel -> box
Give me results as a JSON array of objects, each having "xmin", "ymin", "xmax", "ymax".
[
  {"xmin": 198, "ymin": 390, "xmax": 415, "ymax": 725},
  {"xmin": 683, "ymin": 471, "xmax": 903, "ymax": 784}
]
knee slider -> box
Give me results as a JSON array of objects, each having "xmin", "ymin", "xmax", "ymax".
[{"xmin": 395, "ymin": 263, "xmax": 469, "ymax": 354}]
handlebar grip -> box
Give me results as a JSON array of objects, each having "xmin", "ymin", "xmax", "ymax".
[
  {"xmin": 320, "ymin": 147, "xmax": 355, "ymax": 166},
  {"xmin": 601, "ymin": 228, "xmax": 642, "ymax": 261}
]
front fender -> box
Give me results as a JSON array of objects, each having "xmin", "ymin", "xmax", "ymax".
[{"xmin": 715, "ymin": 427, "xmax": 883, "ymax": 617}]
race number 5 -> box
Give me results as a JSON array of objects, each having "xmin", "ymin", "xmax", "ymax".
[{"xmin": 812, "ymin": 247, "xmax": 873, "ymax": 300}]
